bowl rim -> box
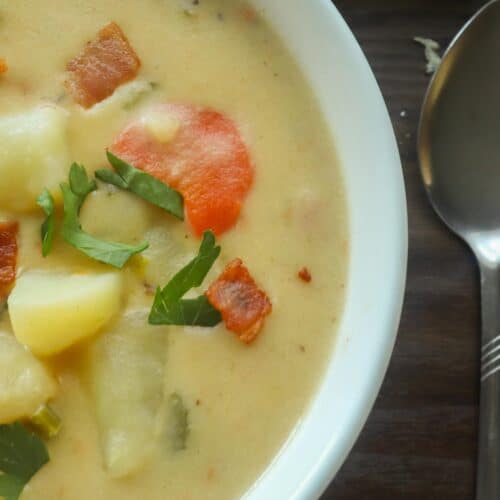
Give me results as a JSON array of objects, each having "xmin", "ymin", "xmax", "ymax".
[{"xmin": 245, "ymin": 1, "xmax": 407, "ymax": 498}]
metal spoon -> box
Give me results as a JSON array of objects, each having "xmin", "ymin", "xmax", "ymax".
[{"xmin": 418, "ymin": 1, "xmax": 500, "ymax": 497}]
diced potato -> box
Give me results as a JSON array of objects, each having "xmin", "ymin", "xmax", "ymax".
[
  {"xmin": 69, "ymin": 81, "xmax": 161, "ymax": 170},
  {"xmin": 141, "ymin": 109, "xmax": 180, "ymax": 143},
  {"xmin": 141, "ymin": 226, "xmax": 194, "ymax": 287},
  {"xmin": 8, "ymin": 271, "xmax": 123, "ymax": 356},
  {"xmin": 91, "ymin": 80, "xmax": 156, "ymax": 113},
  {"xmin": 80, "ymin": 189, "xmax": 153, "ymax": 244},
  {"xmin": 0, "ymin": 331, "xmax": 57, "ymax": 424},
  {"xmin": 85, "ymin": 309, "xmax": 168, "ymax": 477},
  {"xmin": 0, "ymin": 105, "xmax": 70, "ymax": 211}
]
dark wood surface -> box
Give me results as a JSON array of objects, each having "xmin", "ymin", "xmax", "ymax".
[{"xmin": 322, "ymin": 1, "xmax": 483, "ymax": 499}]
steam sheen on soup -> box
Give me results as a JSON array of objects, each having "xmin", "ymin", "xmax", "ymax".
[{"xmin": 0, "ymin": 1, "xmax": 348, "ymax": 499}]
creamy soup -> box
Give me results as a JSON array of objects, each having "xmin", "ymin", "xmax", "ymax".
[{"xmin": 0, "ymin": 1, "xmax": 348, "ymax": 499}]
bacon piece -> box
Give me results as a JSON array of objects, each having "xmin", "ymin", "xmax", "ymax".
[
  {"xmin": 206, "ymin": 259, "xmax": 272, "ymax": 344},
  {"xmin": 0, "ymin": 58, "xmax": 7, "ymax": 75},
  {"xmin": 0, "ymin": 222, "xmax": 19, "ymax": 301},
  {"xmin": 298, "ymin": 267, "xmax": 312, "ymax": 283},
  {"xmin": 65, "ymin": 22, "xmax": 141, "ymax": 108}
]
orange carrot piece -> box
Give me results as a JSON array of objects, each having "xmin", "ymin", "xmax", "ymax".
[
  {"xmin": 0, "ymin": 221, "xmax": 18, "ymax": 301},
  {"xmin": 111, "ymin": 103, "xmax": 254, "ymax": 236},
  {"xmin": 0, "ymin": 58, "xmax": 7, "ymax": 75},
  {"xmin": 206, "ymin": 259, "xmax": 272, "ymax": 344},
  {"xmin": 65, "ymin": 22, "xmax": 141, "ymax": 108}
]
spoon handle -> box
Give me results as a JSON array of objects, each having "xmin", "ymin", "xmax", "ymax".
[{"xmin": 477, "ymin": 261, "xmax": 500, "ymax": 499}]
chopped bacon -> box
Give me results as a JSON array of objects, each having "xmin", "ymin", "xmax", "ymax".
[
  {"xmin": 0, "ymin": 222, "xmax": 19, "ymax": 301},
  {"xmin": 0, "ymin": 58, "xmax": 7, "ymax": 75},
  {"xmin": 206, "ymin": 259, "xmax": 272, "ymax": 344},
  {"xmin": 65, "ymin": 22, "xmax": 141, "ymax": 108},
  {"xmin": 298, "ymin": 267, "xmax": 312, "ymax": 283}
]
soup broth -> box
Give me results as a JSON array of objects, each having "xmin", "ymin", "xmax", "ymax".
[{"xmin": 0, "ymin": 1, "xmax": 348, "ymax": 499}]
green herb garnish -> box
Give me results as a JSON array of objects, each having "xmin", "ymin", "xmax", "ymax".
[
  {"xmin": 157, "ymin": 230, "xmax": 220, "ymax": 300},
  {"xmin": 0, "ymin": 422, "xmax": 49, "ymax": 500},
  {"xmin": 150, "ymin": 295, "xmax": 221, "ymax": 326},
  {"xmin": 36, "ymin": 189, "xmax": 55, "ymax": 257},
  {"xmin": 96, "ymin": 152, "xmax": 184, "ymax": 220},
  {"xmin": 149, "ymin": 230, "xmax": 222, "ymax": 326},
  {"xmin": 68, "ymin": 162, "xmax": 97, "ymax": 198},
  {"xmin": 166, "ymin": 393, "xmax": 189, "ymax": 451},
  {"xmin": 61, "ymin": 163, "xmax": 148, "ymax": 268}
]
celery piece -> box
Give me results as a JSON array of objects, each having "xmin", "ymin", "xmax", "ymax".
[
  {"xmin": 166, "ymin": 393, "xmax": 189, "ymax": 451},
  {"xmin": 30, "ymin": 405, "xmax": 61, "ymax": 439}
]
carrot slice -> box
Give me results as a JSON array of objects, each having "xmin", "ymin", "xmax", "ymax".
[
  {"xmin": 206, "ymin": 259, "xmax": 272, "ymax": 344},
  {"xmin": 110, "ymin": 103, "xmax": 254, "ymax": 236},
  {"xmin": 65, "ymin": 22, "xmax": 141, "ymax": 108},
  {"xmin": 0, "ymin": 58, "xmax": 7, "ymax": 75},
  {"xmin": 0, "ymin": 221, "xmax": 19, "ymax": 301}
]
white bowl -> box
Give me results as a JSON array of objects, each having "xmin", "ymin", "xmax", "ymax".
[{"xmin": 245, "ymin": 1, "xmax": 407, "ymax": 499}]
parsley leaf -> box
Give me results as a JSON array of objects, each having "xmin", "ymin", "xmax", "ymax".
[
  {"xmin": 95, "ymin": 152, "xmax": 184, "ymax": 220},
  {"xmin": 36, "ymin": 189, "xmax": 55, "ymax": 257},
  {"xmin": 148, "ymin": 230, "xmax": 222, "ymax": 326},
  {"xmin": 149, "ymin": 294, "xmax": 221, "ymax": 326},
  {"xmin": 161, "ymin": 230, "xmax": 220, "ymax": 301},
  {"xmin": 0, "ymin": 475, "xmax": 24, "ymax": 500},
  {"xmin": 69, "ymin": 162, "xmax": 97, "ymax": 199},
  {"xmin": 0, "ymin": 422, "xmax": 49, "ymax": 500},
  {"xmin": 61, "ymin": 163, "xmax": 149, "ymax": 269}
]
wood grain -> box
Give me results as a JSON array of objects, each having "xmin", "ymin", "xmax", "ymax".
[{"xmin": 322, "ymin": 1, "xmax": 481, "ymax": 499}]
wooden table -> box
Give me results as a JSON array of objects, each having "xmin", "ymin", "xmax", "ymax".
[{"xmin": 322, "ymin": 1, "xmax": 482, "ymax": 498}]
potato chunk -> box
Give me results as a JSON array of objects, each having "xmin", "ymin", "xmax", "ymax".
[
  {"xmin": 0, "ymin": 105, "xmax": 70, "ymax": 211},
  {"xmin": 80, "ymin": 189, "xmax": 152, "ymax": 244},
  {"xmin": 8, "ymin": 271, "xmax": 123, "ymax": 356},
  {"xmin": 0, "ymin": 331, "xmax": 57, "ymax": 424},
  {"xmin": 141, "ymin": 226, "xmax": 192, "ymax": 287},
  {"xmin": 85, "ymin": 310, "xmax": 167, "ymax": 477}
]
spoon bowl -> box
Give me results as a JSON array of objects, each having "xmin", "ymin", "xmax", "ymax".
[
  {"xmin": 419, "ymin": 0, "xmax": 500, "ymax": 239},
  {"xmin": 418, "ymin": 1, "xmax": 500, "ymax": 498}
]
